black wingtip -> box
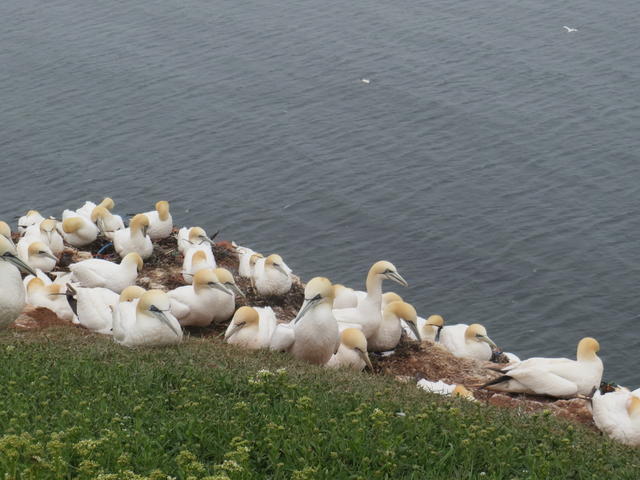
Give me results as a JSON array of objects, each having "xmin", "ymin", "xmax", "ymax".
[{"xmin": 481, "ymin": 375, "xmax": 513, "ymax": 389}]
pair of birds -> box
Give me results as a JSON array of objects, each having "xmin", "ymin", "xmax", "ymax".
[{"xmin": 236, "ymin": 245, "xmax": 292, "ymax": 296}]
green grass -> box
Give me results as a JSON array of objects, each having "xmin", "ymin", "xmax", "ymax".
[{"xmin": 1, "ymin": 328, "xmax": 639, "ymax": 479}]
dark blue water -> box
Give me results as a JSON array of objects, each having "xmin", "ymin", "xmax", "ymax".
[{"xmin": 2, "ymin": 0, "xmax": 639, "ymax": 384}]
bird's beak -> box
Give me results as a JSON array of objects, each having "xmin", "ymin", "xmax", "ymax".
[
  {"xmin": 434, "ymin": 325, "xmax": 443, "ymax": 343},
  {"xmin": 3, "ymin": 252, "xmax": 37, "ymax": 276},
  {"xmin": 275, "ymin": 265, "xmax": 289, "ymax": 277},
  {"xmin": 142, "ymin": 226, "xmax": 149, "ymax": 237},
  {"xmin": 151, "ymin": 306, "xmax": 182, "ymax": 337},
  {"xmin": 480, "ymin": 335, "xmax": 497, "ymax": 349},
  {"xmin": 226, "ymin": 283, "xmax": 245, "ymax": 298},
  {"xmin": 224, "ymin": 322, "xmax": 245, "ymax": 340},
  {"xmin": 43, "ymin": 252, "xmax": 58, "ymax": 262},
  {"xmin": 386, "ymin": 271, "xmax": 408, "ymax": 287},
  {"xmin": 407, "ymin": 321, "xmax": 421, "ymax": 342},
  {"xmin": 293, "ymin": 296, "xmax": 320, "ymax": 324},
  {"xmin": 357, "ymin": 348, "xmax": 373, "ymax": 371},
  {"xmin": 204, "ymin": 236, "xmax": 215, "ymax": 245},
  {"xmin": 211, "ymin": 282, "xmax": 232, "ymax": 296}
]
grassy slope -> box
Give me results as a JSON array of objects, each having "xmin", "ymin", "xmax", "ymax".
[{"xmin": 1, "ymin": 328, "xmax": 639, "ymax": 480}]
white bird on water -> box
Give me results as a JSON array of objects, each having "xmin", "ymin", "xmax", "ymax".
[
  {"xmin": 270, "ymin": 277, "xmax": 340, "ymax": 365},
  {"xmin": 224, "ymin": 306, "xmax": 278, "ymax": 350},
  {"xmin": 563, "ymin": 26, "xmax": 578, "ymax": 33},
  {"xmin": 69, "ymin": 252, "xmax": 143, "ymax": 293},
  {"xmin": 0, "ymin": 235, "xmax": 36, "ymax": 327},
  {"xmin": 333, "ymin": 260, "xmax": 408, "ymax": 340},
  {"xmin": 483, "ymin": 337, "xmax": 603, "ymax": 398},
  {"xmin": 113, "ymin": 289, "xmax": 182, "ymax": 347}
]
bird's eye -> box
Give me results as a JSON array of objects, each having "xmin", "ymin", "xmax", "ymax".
[{"xmin": 149, "ymin": 305, "xmax": 161, "ymax": 313}]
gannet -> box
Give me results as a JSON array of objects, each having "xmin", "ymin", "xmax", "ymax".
[
  {"xmin": 253, "ymin": 254, "xmax": 291, "ymax": 296},
  {"xmin": 113, "ymin": 214, "xmax": 153, "ymax": 260},
  {"xmin": 142, "ymin": 201, "xmax": 172, "ymax": 240},
  {"xmin": 25, "ymin": 278, "xmax": 74, "ymax": 321},
  {"xmin": 210, "ymin": 267, "xmax": 244, "ymax": 324},
  {"xmin": 76, "ymin": 197, "xmax": 115, "ymax": 219},
  {"xmin": 270, "ymin": 277, "xmax": 340, "ymax": 365},
  {"xmin": 382, "ymin": 291, "xmax": 403, "ymax": 308},
  {"xmin": 236, "ymin": 245, "xmax": 260, "ymax": 278},
  {"xmin": 17, "ymin": 210, "xmax": 44, "ymax": 234},
  {"xmin": 563, "ymin": 26, "xmax": 578, "ymax": 32},
  {"xmin": 182, "ymin": 249, "xmax": 215, "ymax": 284},
  {"xmin": 59, "ymin": 216, "xmax": 99, "ymax": 247},
  {"xmin": 91, "ymin": 206, "xmax": 124, "ymax": 240},
  {"xmin": 420, "ymin": 314, "xmax": 445, "ymax": 342},
  {"xmin": 168, "ymin": 269, "xmax": 232, "ymax": 327},
  {"xmin": 66, "ymin": 283, "xmax": 119, "ymax": 334},
  {"xmin": 332, "ymin": 284, "xmax": 358, "ymax": 309},
  {"xmin": 17, "ymin": 240, "xmax": 58, "ymax": 273},
  {"xmin": 333, "ymin": 261, "xmax": 408, "ymax": 340},
  {"xmin": 111, "ymin": 285, "xmax": 146, "ymax": 344},
  {"xmin": 592, "ymin": 388, "xmax": 640, "ymax": 446},
  {"xmin": 483, "ymin": 337, "xmax": 603, "ymax": 398},
  {"xmin": 0, "ymin": 221, "xmax": 16, "ymax": 251},
  {"xmin": 326, "ymin": 328, "xmax": 373, "ymax": 371},
  {"xmin": 69, "ymin": 252, "xmax": 143, "ymax": 293},
  {"xmin": 440, "ymin": 323, "xmax": 496, "ymax": 360},
  {"xmin": 0, "ymin": 236, "xmax": 36, "ymax": 327},
  {"xmin": 113, "ymin": 289, "xmax": 182, "ymax": 347},
  {"xmin": 23, "ymin": 219, "xmax": 64, "ymax": 255},
  {"xmin": 224, "ymin": 306, "xmax": 278, "ymax": 350},
  {"xmin": 367, "ymin": 300, "xmax": 420, "ymax": 352},
  {"xmin": 177, "ymin": 226, "xmax": 215, "ymax": 253}
]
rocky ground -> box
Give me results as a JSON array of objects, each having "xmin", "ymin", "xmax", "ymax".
[{"xmin": 10, "ymin": 230, "xmax": 596, "ymax": 430}]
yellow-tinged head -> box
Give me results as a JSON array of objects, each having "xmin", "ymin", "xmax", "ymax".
[
  {"xmin": 27, "ymin": 277, "xmax": 46, "ymax": 292},
  {"xmin": 137, "ymin": 289, "xmax": 168, "ymax": 312},
  {"xmin": 27, "ymin": 241, "xmax": 54, "ymax": 258},
  {"xmin": 192, "ymin": 250, "xmax": 208, "ymax": 263},
  {"xmin": 120, "ymin": 285, "xmax": 146, "ymax": 302},
  {"xmin": 122, "ymin": 252, "xmax": 143, "ymax": 272},
  {"xmin": 266, "ymin": 254, "xmax": 288, "ymax": 276},
  {"xmin": 225, "ymin": 306, "xmax": 260, "ymax": 340},
  {"xmin": 465, "ymin": 324, "xmax": 497, "ymax": 349},
  {"xmin": 99, "ymin": 197, "xmax": 115, "ymax": 210},
  {"xmin": 39, "ymin": 219, "xmax": 57, "ymax": 233},
  {"xmin": 214, "ymin": 267, "xmax": 234, "ymax": 285},
  {"xmin": 368, "ymin": 260, "xmax": 408, "ymax": 287},
  {"xmin": 452, "ymin": 385, "xmax": 475, "ymax": 400},
  {"xmin": 382, "ymin": 291, "xmax": 403, "ymax": 307},
  {"xmin": 384, "ymin": 301, "xmax": 417, "ymax": 323},
  {"xmin": 91, "ymin": 206, "xmax": 110, "ymax": 222},
  {"xmin": 0, "ymin": 221, "xmax": 11, "ymax": 238},
  {"xmin": 155, "ymin": 201, "xmax": 170, "ymax": 221},
  {"xmin": 577, "ymin": 337, "xmax": 600, "ymax": 361},
  {"xmin": 193, "ymin": 269, "xmax": 230, "ymax": 295},
  {"xmin": 188, "ymin": 227, "xmax": 208, "ymax": 243},
  {"xmin": 249, "ymin": 253, "xmax": 263, "ymax": 266},
  {"xmin": 426, "ymin": 315, "xmax": 444, "ymax": 327},
  {"xmin": 130, "ymin": 214, "xmax": 150, "ymax": 235},
  {"xmin": 47, "ymin": 283, "xmax": 63, "ymax": 295},
  {"xmin": 26, "ymin": 210, "xmax": 40, "ymax": 216},
  {"xmin": 627, "ymin": 396, "xmax": 640, "ymax": 418},
  {"xmin": 341, "ymin": 328, "xmax": 367, "ymax": 351},
  {"xmin": 62, "ymin": 217, "xmax": 84, "ymax": 233},
  {"xmin": 304, "ymin": 277, "xmax": 334, "ymax": 302}
]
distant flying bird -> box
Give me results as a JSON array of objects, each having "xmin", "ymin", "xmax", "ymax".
[
  {"xmin": 563, "ymin": 26, "xmax": 578, "ymax": 33},
  {"xmin": 361, "ymin": 78, "xmax": 370, "ymax": 84}
]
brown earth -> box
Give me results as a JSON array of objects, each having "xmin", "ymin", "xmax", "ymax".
[{"xmin": 10, "ymin": 231, "xmax": 595, "ymax": 429}]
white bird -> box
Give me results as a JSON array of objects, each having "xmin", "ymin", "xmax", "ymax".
[
  {"xmin": 333, "ymin": 261, "xmax": 408, "ymax": 340},
  {"xmin": 111, "ymin": 285, "xmax": 146, "ymax": 344},
  {"xmin": 592, "ymin": 388, "xmax": 640, "ymax": 446},
  {"xmin": 91, "ymin": 206, "xmax": 125, "ymax": 240},
  {"xmin": 236, "ymin": 245, "xmax": 260, "ymax": 278},
  {"xmin": 182, "ymin": 249, "xmax": 215, "ymax": 284},
  {"xmin": 210, "ymin": 267, "xmax": 244, "ymax": 324},
  {"xmin": 224, "ymin": 306, "xmax": 278, "ymax": 350},
  {"xmin": 332, "ymin": 284, "xmax": 358, "ymax": 309},
  {"xmin": 361, "ymin": 78, "xmax": 370, "ymax": 84},
  {"xmin": 141, "ymin": 200, "xmax": 172, "ymax": 240},
  {"xmin": 113, "ymin": 289, "xmax": 182, "ymax": 347},
  {"xmin": 177, "ymin": 226, "xmax": 215, "ymax": 253},
  {"xmin": 253, "ymin": 254, "xmax": 292, "ymax": 296},
  {"xmin": 0, "ymin": 236, "xmax": 36, "ymax": 327},
  {"xmin": 17, "ymin": 240, "xmax": 58, "ymax": 273},
  {"xmin": 326, "ymin": 328, "xmax": 373, "ymax": 371},
  {"xmin": 270, "ymin": 277, "xmax": 340, "ymax": 365},
  {"xmin": 66, "ymin": 283, "xmax": 119, "ymax": 334},
  {"xmin": 168, "ymin": 269, "xmax": 232, "ymax": 327},
  {"xmin": 113, "ymin": 214, "xmax": 153, "ymax": 260},
  {"xmin": 367, "ymin": 300, "xmax": 420, "ymax": 352},
  {"xmin": 563, "ymin": 26, "xmax": 578, "ymax": 32},
  {"xmin": 414, "ymin": 314, "xmax": 445, "ymax": 343},
  {"xmin": 69, "ymin": 252, "xmax": 143, "ymax": 293},
  {"xmin": 25, "ymin": 277, "xmax": 74, "ymax": 321},
  {"xmin": 23, "ymin": 219, "xmax": 64, "ymax": 256},
  {"xmin": 483, "ymin": 337, "xmax": 603, "ymax": 398},
  {"xmin": 59, "ymin": 215, "xmax": 99, "ymax": 247},
  {"xmin": 76, "ymin": 197, "xmax": 115, "ymax": 220},
  {"xmin": 0, "ymin": 220, "xmax": 16, "ymax": 252},
  {"xmin": 17, "ymin": 210, "xmax": 45, "ymax": 235},
  {"xmin": 440, "ymin": 323, "xmax": 496, "ymax": 361}
]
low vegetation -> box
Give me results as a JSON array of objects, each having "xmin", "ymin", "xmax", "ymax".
[{"xmin": 1, "ymin": 328, "xmax": 639, "ymax": 479}]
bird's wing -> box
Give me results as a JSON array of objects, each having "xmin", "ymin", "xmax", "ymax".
[
  {"xmin": 168, "ymin": 295, "xmax": 191, "ymax": 321},
  {"xmin": 506, "ymin": 360, "xmax": 580, "ymax": 397},
  {"xmin": 269, "ymin": 324, "xmax": 295, "ymax": 352},
  {"xmin": 256, "ymin": 306, "xmax": 278, "ymax": 347}
]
